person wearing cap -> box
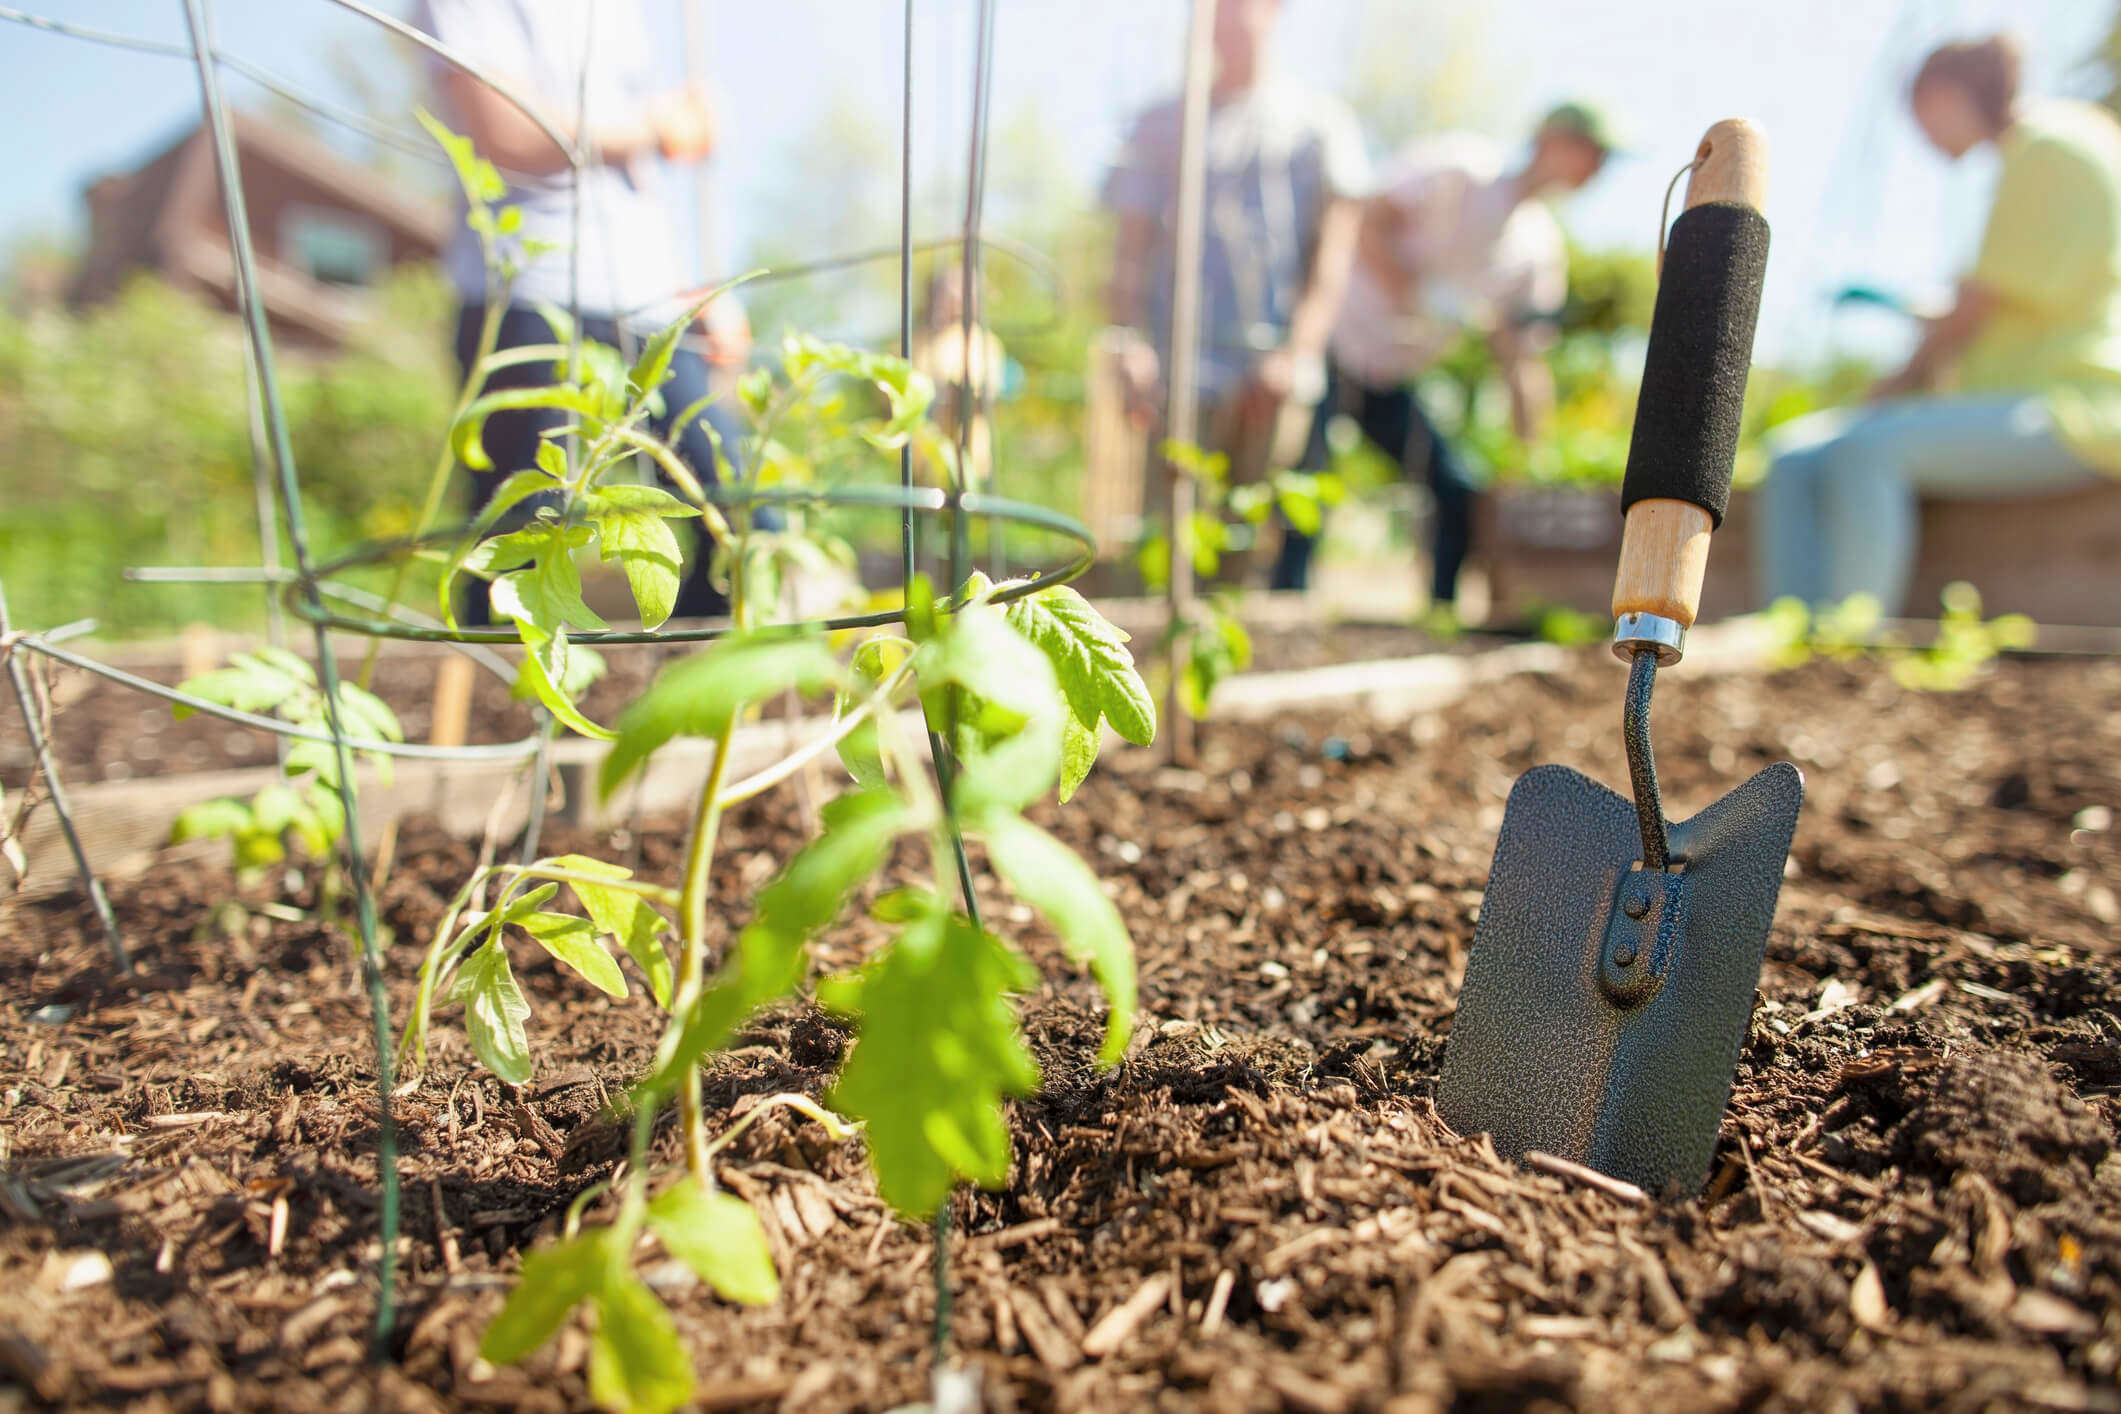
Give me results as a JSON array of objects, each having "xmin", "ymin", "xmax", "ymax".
[{"xmin": 1273, "ymin": 101, "xmax": 1620, "ymax": 613}]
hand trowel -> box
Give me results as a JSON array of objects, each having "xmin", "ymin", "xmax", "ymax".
[{"xmin": 1436, "ymin": 120, "xmax": 1802, "ymax": 1196}]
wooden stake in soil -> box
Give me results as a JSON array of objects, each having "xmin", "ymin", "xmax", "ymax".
[
  {"xmin": 428, "ymin": 654, "xmax": 476, "ymax": 749},
  {"xmin": 1160, "ymin": 0, "xmax": 1217, "ymax": 767}
]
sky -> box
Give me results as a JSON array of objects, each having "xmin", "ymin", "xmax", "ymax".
[{"xmin": 0, "ymin": 0, "xmax": 2112, "ymax": 367}]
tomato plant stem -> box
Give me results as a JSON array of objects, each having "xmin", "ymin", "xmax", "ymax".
[{"xmin": 674, "ymin": 711, "xmax": 738, "ymax": 1181}]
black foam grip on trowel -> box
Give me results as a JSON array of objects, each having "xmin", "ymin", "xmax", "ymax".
[{"xmin": 1620, "ymin": 202, "xmax": 1770, "ymax": 528}]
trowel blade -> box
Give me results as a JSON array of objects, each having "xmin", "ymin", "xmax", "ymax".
[{"xmin": 1436, "ymin": 760, "xmax": 1804, "ymax": 1195}]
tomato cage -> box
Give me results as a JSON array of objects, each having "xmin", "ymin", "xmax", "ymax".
[{"xmin": 0, "ymin": 0, "xmax": 1072, "ymax": 1353}]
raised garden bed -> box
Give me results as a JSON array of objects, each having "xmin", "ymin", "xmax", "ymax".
[
  {"xmin": 3, "ymin": 651, "xmax": 2117, "ymax": 1411},
  {"xmin": 1477, "ymin": 482, "xmax": 2121, "ymax": 628}
]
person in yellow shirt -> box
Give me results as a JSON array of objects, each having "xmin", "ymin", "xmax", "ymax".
[{"xmin": 1755, "ymin": 35, "xmax": 2121, "ymax": 611}]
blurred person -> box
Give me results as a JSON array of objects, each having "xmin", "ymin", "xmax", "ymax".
[
  {"xmin": 416, "ymin": 0, "xmax": 749, "ymax": 623},
  {"xmin": 1756, "ymin": 35, "xmax": 2121, "ymax": 612},
  {"xmin": 1101, "ymin": 0, "xmax": 1369, "ymax": 569},
  {"xmin": 1273, "ymin": 101, "xmax": 1621, "ymax": 613},
  {"xmin": 912, "ymin": 264, "xmax": 1015, "ymax": 488}
]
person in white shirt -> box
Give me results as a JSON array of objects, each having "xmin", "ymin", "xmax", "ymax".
[
  {"xmin": 1274, "ymin": 102, "xmax": 1619, "ymax": 609},
  {"xmin": 415, "ymin": 0, "xmax": 750, "ymax": 623}
]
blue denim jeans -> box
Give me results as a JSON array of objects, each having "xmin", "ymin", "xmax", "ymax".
[
  {"xmin": 454, "ymin": 303, "xmax": 747, "ymax": 624},
  {"xmin": 1272, "ymin": 362, "xmax": 1477, "ymax": 605},
  {"xmin": 1753, "ymin": 395, "xmax": 2098, "ymax": 613}
]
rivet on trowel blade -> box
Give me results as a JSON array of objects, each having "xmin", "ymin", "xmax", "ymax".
[{"xmin": 1600, "ymin": 868, "xmax": 1685, "ymax": 1008}]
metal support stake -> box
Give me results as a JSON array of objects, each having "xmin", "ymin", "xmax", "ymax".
[
  {"xmin": 0, "ymin": 582, "xmax": 126, "ymax": 971},
  {"xmin": 177, "ymin": 0, "xmax": 399, "ymax": 1353}
]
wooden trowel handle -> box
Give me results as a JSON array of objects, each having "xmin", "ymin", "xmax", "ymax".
[{"xmin": 1611, "ymin": 120, "xmax": 1770, "ymax": 652}]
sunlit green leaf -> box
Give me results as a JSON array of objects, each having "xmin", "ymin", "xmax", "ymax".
[
  {"xmin": 600, "ymin": 635, "xmax": 842, "ymax": 799},
  {"xmin": 416, "ymin": 108, "xmax": 506, "ymax": 205},
  {"xmin": 521, "ymin": 911, "xmax": 627, "ymax": 998},
  {"xmin": 1058, "ymin": 711, "xmax": 1100, "ymax": 803},
  {"xmin": 588, "ymin": 494, "xmax": 684, "ymax": 629},
  {"xmin": 1004, "ymin": 584, "xmax": 1156, "ymax": 747},
  {"xmin": 646, "ymin": 1183, "xmax": 780, "ymax": 1306},
  {"xmin": 588, "ymin": 1275, "xmax": 693, "ymax": 1414},
  {"xmin": 820, "ymin": 906, "xmax": 1039, "ymax": 1217},
  {"xmin": 170, "ymin": 796, "xmax": 253, "ymax": 845},
  {"xmin": 982, "ymin": 813, "xmax": 1136, "ymax": 1066},
  {"xmin": 513, "ymin": 646, "xmax": 618, "ymax": 742},
  {"xmin": 480, "ymin": 1228, "xmax": 606, "ymax": 1365},
  {"xmin": 176, "ymin": 648, "xmax": 314, "ymax": 719},
  {"xmin": 545, "ymin": 854, "xmax": 674, "ymax": 1007},
  {"xmin": 452, "ymin": 386, "xmax": 599, "ymax": 472},
  {"xmin": 448, "ymin": 935, "xmax": 533, "ymax": 1084}
]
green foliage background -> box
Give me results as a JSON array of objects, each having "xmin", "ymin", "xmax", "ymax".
[{"xmin": 0, "ymin": 269, "xmax": 454, "ymax": 635}]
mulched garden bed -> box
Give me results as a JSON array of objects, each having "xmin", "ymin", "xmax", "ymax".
[{"xmin": 2, "ymin": 653, "xmax": 2117, "ymax": 1412}]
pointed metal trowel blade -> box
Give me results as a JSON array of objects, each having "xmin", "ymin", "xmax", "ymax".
[{"xmin": 1435, "ymin": 760, "xmax": 1803, "ymax": 1195}]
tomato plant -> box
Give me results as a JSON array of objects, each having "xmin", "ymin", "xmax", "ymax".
[{"xmin": 374, "ymin": 118, "xmax": 1156, "ymax": 1414}]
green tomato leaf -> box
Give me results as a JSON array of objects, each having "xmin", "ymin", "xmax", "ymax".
[
  {"xmin": 520, "ymin": 911, "xmax": 627, "ymax": 999},
  {"xmin": 169, "ymin": 796, "xmax": 254, "ymax": 845},
  {"xmin": 511, "ymin": 641, "xmax": 607, "ymax": 703},
  {"xmin": 415, "ymin": 108, "xmax": 506, "ymax": 205},
  {"xmin": 175, "ymin": 648, "xmax": 316, "ymax": 721},
  {"xmin": 479, "ymin": 1228, "xmax": 607, "ymax": 1366},
  {"xmin": 1004, "ymin": 584, "xmax": 1156, "ymax": 747},
  {"xmin": 494, "ymin": 881, "xmax": 561, "ymax": 927},
  {"xmin": 915, "ymin": 597, "xmax": 1056, "ymax": 745},
  {"xmin": 587, "ymin": 492, "xmax": 685, "ymax": 630},
  {"xmin": 545, "ymin": 854, "xmax": 675, "ymax": 1008},
  {"xmin": 626, "ymin": 303, "xmax": 698, "ymax": 405},
  {"xmin": 492, "ymin": 536, "xmax": 607, "ymax": 636},
  {"xmin": 645, "ymin": 1183, "xmax": 781, "ymax": 1306},
  {"xmin": 250, "ymin": 781, "xmax": 303, "ymax": 835},
  {"xmin": 448, "ymin": 936, "xmax": 534, "ymax": 1085},
  {"xmin": 458, "ymin": 522, "xmax": 571, "ymax": 582},
  {"xmin": 595, "ymin": 483, "xmax": 702, "ymax": 519},
  {"xmin": 950, "ymin": 706, "xmax": 1064, "ymax": 817},
  {"xmin": 982, "ymin": 813, "xmax": 1137, "ymax": 1067},
  {"xmin": 600, "ymin": 635, "xmax": 843, "ymax": 800},
  {"xmin": 833, "ymin": 635, "xmax": 913, "ymax": 790},
  {"xmin": 513, "ymin": 646, "xmax": 618, "ymax": 742},
  {"xmin": 751, "ymin": 788, "xmax": 910, "ymax": 950},
  {"xmin": 451, "ymin": 385, "xmax": 599, "ymax": 472},
  {"xmin": 821, "ymin": 906, "xmax": 1040, "ymax": 1217},
  {"xmin": 1058, "ymin": 711, "xmax": 1101, "ymax": 803},
  {"xmin": 588, "ymin": 1275, "xmax": 693, "ymax": 1414}
]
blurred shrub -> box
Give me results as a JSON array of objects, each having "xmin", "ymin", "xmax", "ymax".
[{"xmin": 0, "ymin": 269, "xmax": 454, "ymax": 635}]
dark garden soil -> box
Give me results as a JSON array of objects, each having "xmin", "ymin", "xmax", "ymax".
[
  {"xmin": 0, "ymin": 620, "xmax": 1472, "ymax": 789},
  {"xmin": 2, "ymin": 653, "xmax": 2118, "ymax": 1412}
]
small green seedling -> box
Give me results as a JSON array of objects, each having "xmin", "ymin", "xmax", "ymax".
[
  {"xmin": 169, "ymin": 648, "xmax": 402, "ymax": 893},
  {"xmin": 1762, "ymin": 582, "xmax": 2034, "ymax": 691},
  {"xmin": 1138, "ymin": 439, "xmax": 1337, "ymax": 716}
]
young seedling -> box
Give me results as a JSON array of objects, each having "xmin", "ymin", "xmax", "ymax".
[
  {"xmin": 169, "ymin": 648, "xmax": 402, "ymax": 906},
  {"xmin": 1762, "ymin": 582, "xmax": 2035, "ymax": 691},
  {"xmin": 1138, "ymin": 438, "xmax": 1339, "ymax": 717}
]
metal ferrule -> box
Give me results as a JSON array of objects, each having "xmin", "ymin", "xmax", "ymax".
[{"xmin": 1612, "ymin": 611, "xmax": 1687, "ymax": 666}]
